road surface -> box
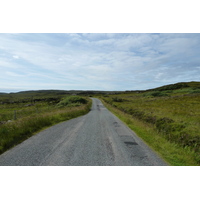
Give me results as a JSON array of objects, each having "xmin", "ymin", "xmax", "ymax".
[{"xmin": 0, "ymin": 98, "xmax": 167, "ymax": 166}]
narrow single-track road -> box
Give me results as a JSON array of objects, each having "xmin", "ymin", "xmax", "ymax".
[{"xmin": 0, "ymin": 98, "xmax": 167, "ymax": 166}]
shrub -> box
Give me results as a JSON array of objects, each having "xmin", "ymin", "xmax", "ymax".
[
  {"xmin": 57, "ymin": 96, "xmax": 87, "ymax": 108},
  {"xmin": 112, "ymin": 97, "xmax": 125, "ymax": 102},
  {"xmin": 143, "ymin": 91, "xmax": 169, "ymax": 97},
  {"xmin": 190, "ymin": 89, "xmax": 200, "ymax": 94}
]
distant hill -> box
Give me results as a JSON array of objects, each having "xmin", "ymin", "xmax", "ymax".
[
  {"xmin": 0, "ymin": 89, "xmax": 121, "ymax": 99},
  {"xmin": 147, "ymin": 81, "xmax": 200, "ymax": 92},
  {"xmin": 1, "ymin": 81, "xmax": 200, "ymax": 96},
  {"xmin": 15, "ymin": 90, "xmax": 70, "ymax": 96}
]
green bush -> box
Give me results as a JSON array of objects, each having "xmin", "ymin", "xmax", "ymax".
[
  {"xmin": 57, "ymin": 96, "xmax": 87, "ymax": 108},
  {"xmin": 143, "ymin": 91, "xmax": 169, "ymax": 97},
  {"xmin": 190, "ymin": 89, "xmax": 200, "ymax": 94},
  {"xmin": 112, "ymin": 97, "xmax": 125, "ymax": 102}
]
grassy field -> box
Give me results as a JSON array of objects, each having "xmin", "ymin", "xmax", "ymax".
[
  {"xmin": 1, "ymin": 83, "xmax": 200, "ymax": 165},
  {"xmin": 99, "ymin": 82, "xmax": 200, "ymax": 165},
  {"xmin": 0, "ymin": 91, "xmax": 91, "ymax": 154}
]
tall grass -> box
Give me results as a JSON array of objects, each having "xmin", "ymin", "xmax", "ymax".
[
  {"xmin": 100, "ymin": 91, "xmax": 200, "ymax": 165},
  {"xmin": 0, "ymin": 97, "xmax": 92, "ymax": 154}
]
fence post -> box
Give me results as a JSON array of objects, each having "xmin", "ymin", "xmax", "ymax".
[{"xmin": 14, "ymin": 110, "xmax": 17, "ymax": 120}]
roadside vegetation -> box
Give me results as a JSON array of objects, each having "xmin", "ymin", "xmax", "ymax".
[
  {"xmin": 1, "ymin": 82, "xmax": 200, "ymax": 165},
  {"xmin": 0, "ymin": 91, "xmax": 91, "ymax": 154},
  {"xmin": 99, "ymin": 82, "xmax": 200, "ymax": 166}
]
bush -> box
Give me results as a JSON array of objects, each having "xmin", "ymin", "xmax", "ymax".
[
  {"xmin": 190, "ymin": 89, "xmax": 200, "ymax": 94},
  {"xmin": 112, "ymin": 97, "xmax": 125, "ymax": 102},
  {"xmin": 57, "ymin": 96, "xmax": 87, "ymax": 108},
  {"xmin": 143, "ymin": 91, "xmax": 169, "ymax": 97}
]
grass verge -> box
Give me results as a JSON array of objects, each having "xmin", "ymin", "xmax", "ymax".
[{"xmin": 101, "ymin": 99, "xmax": 199, "ymax": 166}]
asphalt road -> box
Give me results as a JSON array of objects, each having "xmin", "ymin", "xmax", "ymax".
[{"xmin": 0, "ymin": 98, "xmax": 167, "ymax": 166}]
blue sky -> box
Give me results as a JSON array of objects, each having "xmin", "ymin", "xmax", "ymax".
[{"xmin": 0, "ymin": 33, "xmax": 200, "ymax": 92}]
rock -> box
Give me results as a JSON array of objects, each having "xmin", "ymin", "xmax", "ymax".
[
  {"xmin": 0, "ymin": 121, "xmax": 6, "ymax": 125},
  {"xmin": 24, "ymin": 104, "xmax": 34, "ymax": 107}
]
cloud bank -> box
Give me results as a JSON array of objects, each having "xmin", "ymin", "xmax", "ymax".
[{"xmin": 0, "ymin": 33, "xmax": 200, "ymax": 92}]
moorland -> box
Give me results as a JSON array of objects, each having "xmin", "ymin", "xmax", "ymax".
[
  {"xmin": 99, "ymin": 81, "xmax": 200, "ymax": 165},
  {"xmin": 0, "ymin": 82, "xmax": 200, "ymax": 165}
]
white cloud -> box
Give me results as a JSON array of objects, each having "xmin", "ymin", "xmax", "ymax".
[
  {"xmin": 12, "ymin": 55, "xmax": 19, "ymax": 59},
  {"xmin": 0, "ymin": 33, "xmax": 200, "ymax": 92},
  {"xmin": 155, "ymin": 72, "xmax": 164, "ymax": 80}
]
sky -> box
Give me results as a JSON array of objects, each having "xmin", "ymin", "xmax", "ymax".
[{"xmin": 0, "ymin": 33, "xmax": 200, "ymax": 93}]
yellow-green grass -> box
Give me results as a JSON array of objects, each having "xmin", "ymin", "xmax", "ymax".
[
  {"xmin": 105, "ymin": 94, "xmax": 200, "ymax": 137},
  {"xmin": 100, "ymin": 93, "xmax": 200, "ymax": 166},
  {"xmin": 0, "ymin": 97, "xmax": 92, "ymax": 154}
]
